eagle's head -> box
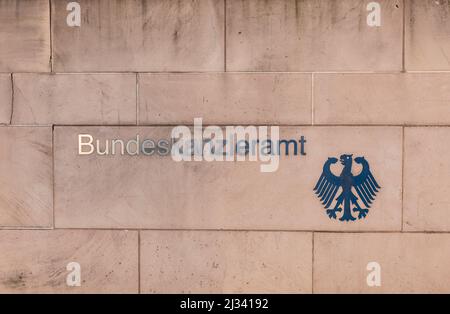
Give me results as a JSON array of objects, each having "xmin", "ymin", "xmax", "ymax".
[{"xmin": 339, "ymin": 154, "xmax": 353, "ymax": 167}]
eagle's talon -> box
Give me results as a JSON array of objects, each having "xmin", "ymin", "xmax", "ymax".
[
  {"xmin": 326, "ymin": 209, "xmax": 338, "ymax": 219},
  {"xmin": 357, "ymin": 208, "xmax": 369, "ymax": 219}
]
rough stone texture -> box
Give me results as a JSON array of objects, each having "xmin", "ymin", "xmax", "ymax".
[
  {"xmin": 226, "ymin": 0, "xmax": 403, "ymax": 71},
  {"xmin": 13, "ymin": 74, "xmax": 137, "ymax": 125},
  {"xmin": 52, "ymin": 0, "xmax": 224, "ymax": 72},
  {"xmin": 0, "ymin": 127, "xmax": 52, "ymax": 228},
  {"xmin": 54, "ymin": 126, "xmax": 402, "ymax": 231},
  {"xmin": 0, "ymin": 230, "xmax": 138, "ymax": 293},
  {"xmin": 0, "ymin": 74, "xmax": 11, "ymax": 124},
  {"xmin": 314, "ymin": 233, "xmax": 450, "ymax": 293},
  {"xmin": 314, "ymin": 73, "xmax": 450, "ymax": 125},
  {"xmin": 404, "ymin": 127, "xmax": 450, "ymax": 231},
  {"xmin": 0, "ymin": 0, "xmax": 50, "ymax": 72},
  {"xmin": 141, "ymin": 231, "xmax": 312, "ymax": 293},
  {"xmin": 405, "ymin": 0, "xmax": 450, "ymax": 70},
  {"xmin": 138, "ymin": 73, "xmax": 311, "ymax": 125}
]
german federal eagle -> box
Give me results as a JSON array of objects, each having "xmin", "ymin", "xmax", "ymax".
[{"xmin": 313, "ymin": 154, "xmax": 380, "ymax": 221}]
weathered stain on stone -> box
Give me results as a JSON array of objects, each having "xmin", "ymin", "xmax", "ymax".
[{"xmin": 3, "ymin": 272, "xmax": 27, "ymax": 289}]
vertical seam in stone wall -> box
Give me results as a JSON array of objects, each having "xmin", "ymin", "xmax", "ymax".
[
  {"xmin": 402, "ymin": 0, "xmax": 406, "ymax": 72},
  {"xmin": 224, "ymin": 0, "xmax": 227, "ymax": 72},
  {"xmin": 401, "ymin": 126, "xmax": 405, "ymax": 231},
  {"xmin": 9, "ymin": 74, "xmax": 14, "ymax": 124},
  {"xmin": 311, "ymin": 231, "xmax": 315, "ymax": 294},
  {"xmin": 52, "ymin": 125, "xmax": 55, "ymax": 229},
  {"xmin": 136, "ymin": 73, "xmax": 139, "ymax": 125},
  {"xmin": 138, "ymin": 230, "xmax": 141, "ymax": 293},
  {"xmin": 311, "ymin": 73, "xmax": 315, "ymax": 126},
  {"xmin": 49, "ymin": 0, "xmax": 53, "ymax": 73}
]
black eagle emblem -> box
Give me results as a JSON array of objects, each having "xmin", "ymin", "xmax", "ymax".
[{"xmin": 313, "ymin": 154, "xmax": 381, "ymax": 221}]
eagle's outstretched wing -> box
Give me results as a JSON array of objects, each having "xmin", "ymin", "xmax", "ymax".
[
  {"xmin": 313, "ymin": 157, "xmax": 341, "ymax": 209},
  {"xmin": 352, "ymin": 157, "xmax": 380, "ymax": 208}
]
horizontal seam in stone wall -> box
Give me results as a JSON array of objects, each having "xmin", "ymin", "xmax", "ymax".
[
  {"xmin": 25, "ymin": 124, "xmax": 450, "ymax": 127},
  {"xmin": 39, "ymin": 228, "xmax": 450, "ymax": 234},
  {"xmin": 0, "ymin": 227, "xmax": 54, "ymax": 230},
  {"xmin": 5, "ymin": 124, "xmax": 450, "ymax": 128},
  {"xmin": 1, "ymin": 228, "xmax": 449, "ymax": 234},
  {"xmin": 5, "ymin": 71, "xmax": 450, "ymax": 75}
]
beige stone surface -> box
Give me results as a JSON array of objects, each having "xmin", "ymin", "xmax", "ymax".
[
  {"xmin": 0, "ymin": 0, "xmax": 50, "ymax": 72},
  {"xmin": 404, "ymin": 127, "xmax": 450, "ymax": 231},
  {"xmin": 141, "ymin": 231, "xmax": 312, "ymax": 293},
  {"xmin": 52, "ymin": 0, "xmax": 224, "ymax": 72},
  {"xmin": 314, "ymin": 233, "xmax": 450, "ymax": 293},
  {"xmin": 405, "ymin": 0, "xmax": 450, "ymax": 70},
  {"xmin": 0, "ymin": 230, "xmax": 138, "ymax": 293},
  {"xmin": 54, "ymin": 126, "xmax": 402, "ymax": 230},
  {"xmin": 0, "ymin": 74, "xmax": 11, "ymax": 124},
  {"xmin": 314, "ymin": 73, "xmax": 450, "ymax": 125},
  {"xmin": 13, "ymin": 74, "xmax": 136, "ymax": 125},
  {"xmin": 226, "ymin": 0, "xmax": 402, "ymax": 71},
  {"xmin": 0, "ymin": 127, "xmax": 52, "ymax": 227},
  {"xmin": 138, "ymin": 73, "xmax": 311, "ymax": 125}
]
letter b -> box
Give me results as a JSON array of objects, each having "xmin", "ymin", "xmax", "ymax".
[{"xmin": 79, "ymin": 134, "xmax": 94, "ymax": 155}]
